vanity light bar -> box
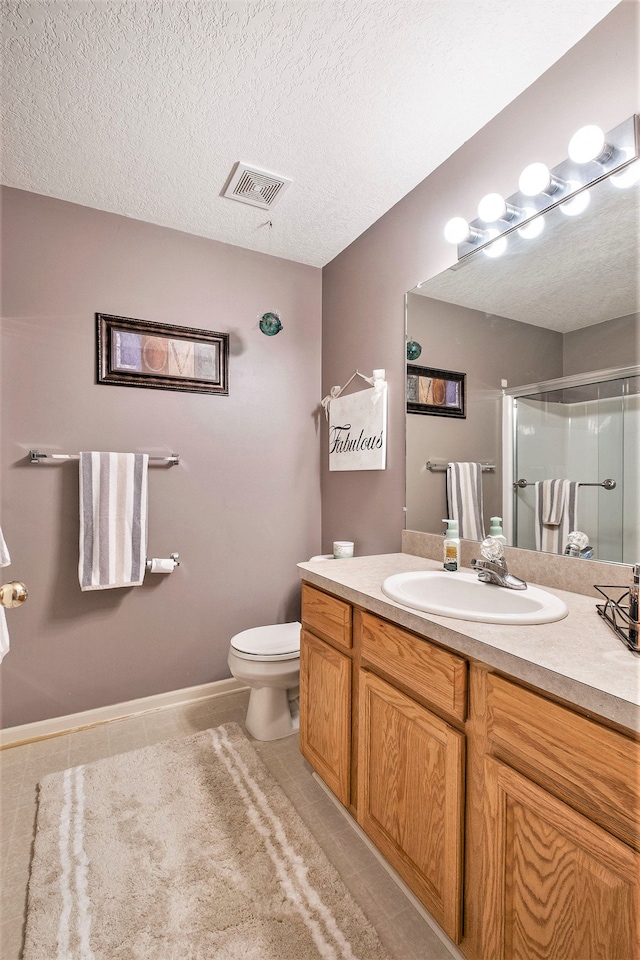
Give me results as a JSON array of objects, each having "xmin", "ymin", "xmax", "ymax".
[{"xmin": 445, "ymin": 115, "xmax": 639, "ymax": 262}]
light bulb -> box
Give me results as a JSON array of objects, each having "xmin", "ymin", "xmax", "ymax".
[
  {"xmin": 483, "ymin": 228, "xmax": 508, "ymax": 258},
  {"xmin": 478, "ymin": 192, "xmax": 522, "ymax": 223},
  {"xmin": 568, "ymin": 125, "xmax": 612, "ymax": 164},
  {"xmin": 517, "ymin": 208, "xmax": 545, "ymax": 239},
  {"xmin": 559, "ymin": 182, "xmax": 590, "ymax": 217},
  {"xmin": 477, "ymin": 193, "xmax": 508, "ymax": 222},
  {"xmin": 610, "ymin": 153, "xmax": 640, "ymax": 189},
  {"xmin": 518, "ymin": 162, "xmax": 565, "ymax": 197},
  {"xmin": 444, "ymin": 217, "xmax": 471, "ymax": 244}
]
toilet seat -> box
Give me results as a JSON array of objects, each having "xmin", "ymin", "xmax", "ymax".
[{"xmin": 230, "ymin": 621, "xmax": 301, "ymax": 662}]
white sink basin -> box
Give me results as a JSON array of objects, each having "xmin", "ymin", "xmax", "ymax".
[{"xmin": 381, "ymin": 570, "xmax": 568, "ymax": 625}]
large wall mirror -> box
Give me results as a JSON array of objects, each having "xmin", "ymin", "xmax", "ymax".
[{"xmin": 405, "ymin": 121, "xmax": 639, "ymax": 565}]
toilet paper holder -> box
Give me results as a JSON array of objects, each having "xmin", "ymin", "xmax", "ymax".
[{"xmin": 145, "ymin": 552, "xmax": 180, "ymax": 571}]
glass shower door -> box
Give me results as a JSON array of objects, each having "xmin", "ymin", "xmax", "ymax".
[{"xmin": 512, "ymin": 374, "xmax": 638, "ymax": 562}]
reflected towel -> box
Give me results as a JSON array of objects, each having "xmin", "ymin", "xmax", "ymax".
[
  {"xmin": 535, "ymin": 479, "xmax": 579, "ymax": 554},
  {"xmin": 79, "ymin": 452, "xmax": 148, "ymax": 590},
  {"xmin": 0, "ymin": 524, "xmax": 11, "ymax": 662},
  {"xmin": 446, "ymin": 462, "xmax": 486, "ymax": 541}
]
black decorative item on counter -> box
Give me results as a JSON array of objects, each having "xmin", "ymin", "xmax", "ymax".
[{"xmin": 595, "ymin": 568, "xmax": 640, "ymax": 653}]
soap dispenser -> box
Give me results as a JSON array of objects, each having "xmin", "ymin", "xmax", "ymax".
[
  {"xmin": 443, "ymin": 519, "xmax": 460, "ymax": 572},
  {"xmin": 489, "ymin": 517, "xmax": 506, "ymax": 545}
]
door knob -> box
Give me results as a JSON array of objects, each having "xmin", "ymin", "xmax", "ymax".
[{"xmin": 0, "ymin": 581, "xmax": 28, "ymax": 608}]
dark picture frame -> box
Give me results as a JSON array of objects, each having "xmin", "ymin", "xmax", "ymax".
[
  {"xmin": 406, "ymin": 364, "xmax": 466, "ymax": 418},
  {"xmin": 97, "ymin": 314, "xmax": 229, "ymax": 395}
]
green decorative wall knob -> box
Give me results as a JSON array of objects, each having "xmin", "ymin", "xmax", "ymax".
[
  {"xmin": 406, "ymin": 340, "xmax": 422, "ymax": 361},
  {"xmin": 259, "ymin": 312, "xmax": 283, "ymax": 336}
]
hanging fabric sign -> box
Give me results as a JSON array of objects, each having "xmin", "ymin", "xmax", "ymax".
[{"xmin": 326, "ymin": 372, "xmax": 387, "ymax": 471}]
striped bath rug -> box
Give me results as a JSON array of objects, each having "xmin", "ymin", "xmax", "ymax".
[{"xmin": 23, "ymin": 723, "xmax": 388, "ymax": 960}]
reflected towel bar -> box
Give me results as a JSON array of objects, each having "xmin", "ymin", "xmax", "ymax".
[
  {"xmin": 426, "ymin": 460, "xmax": 495, "ymax": 472},
  {"xmin": 514, "ymin": 478, "xmax": 616, "ymax": 489},
  {"xmin": 29, "ymin": 450, "xmax": 180, "ymax": 465}
]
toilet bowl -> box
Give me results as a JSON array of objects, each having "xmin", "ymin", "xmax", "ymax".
[{"xmin": 228, "ymin": 621, "xmax": 302, "ymax": 741}]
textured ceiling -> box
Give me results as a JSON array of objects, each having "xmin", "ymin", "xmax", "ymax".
[{"xmin": 1, "ymin": 0, "xmax": 621, "ymax": 266}]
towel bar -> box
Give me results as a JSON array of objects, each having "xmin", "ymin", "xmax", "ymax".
[
  {"xmin": 426, "ymin": 460, "xmax": 495, "ymax": 472},
  {"xmin": 29, "ymin": 450, "xmax": 179, "ymax": 465},
  {"xmin": 514, "ymin": 478, "xmax": 616, "ymax": 489}
]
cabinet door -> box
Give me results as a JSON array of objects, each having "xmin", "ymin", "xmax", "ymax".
[
  {"xmin": 357, "ymin": 670, "xmax": 465, "ymax": 943},
  {"xmin": 480, "ymin": 756, "xmax": 639, "ymax": 960},
  {"xmin": 299, "ymin": 628, "xmax": 351, "ymax": 806}
]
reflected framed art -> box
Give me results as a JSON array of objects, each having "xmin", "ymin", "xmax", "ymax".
[{"xmin": 406, "ymin": 364, "xmax": 465, "ymax": 418}]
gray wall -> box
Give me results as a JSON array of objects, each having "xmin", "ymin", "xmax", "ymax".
[
  {"xmin": 321, "ymin": 2, "xmax": 639, "ymax": 556},
  {"xmin": 1, "ymin": 188, "xmax": 322, "ymax": 727},
  {"xmin": 564, "ymin": 313, "xmax": 640, "ymax": 376},
  {"xmin": 405, "ymin": 296, "xmax": 562, "ymax": 536}
]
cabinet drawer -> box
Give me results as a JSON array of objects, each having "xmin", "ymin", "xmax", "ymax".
[
  {"xmin": 301, "ymin": 583, "xmax": 352, "ymax": 650},
  {"xmin": 486, "ymin": 673, "xmax": 639, "ymax": 850},
  {"xmin": 359, "ymin": 611, "xmax": 467, "ymax": 722}
]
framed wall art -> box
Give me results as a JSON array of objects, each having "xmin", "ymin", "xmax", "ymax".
[
  {"xmin": 406, "ymin": 364, "xmax": 465, "ymax": 418},
  {"xmin": 97, "ymin": 314, "xmax": 229, "ymax": 395}
]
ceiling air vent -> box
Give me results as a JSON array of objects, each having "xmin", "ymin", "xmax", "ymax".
[{"xmin": 223, "ymin": 163, "xmax": 292, "ymax": 210}]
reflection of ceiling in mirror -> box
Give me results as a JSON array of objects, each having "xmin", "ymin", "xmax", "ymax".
[{"xmin": 414, "ymin": 175, "xmax": 639, "ymax": 332}]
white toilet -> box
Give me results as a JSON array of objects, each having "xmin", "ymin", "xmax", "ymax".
[{"xmin": 228, "ymin": 621, "xmax": 302, "ymax": 741}]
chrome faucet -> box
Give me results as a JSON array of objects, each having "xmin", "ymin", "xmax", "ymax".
[{"xmin": 471, "ymin": 537, "xmax": 527, "ymax": 590}]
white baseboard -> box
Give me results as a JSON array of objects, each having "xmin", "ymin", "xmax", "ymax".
[{"xmin": 0, "ymin": 678, "xmax": 247, "ymax": 749}]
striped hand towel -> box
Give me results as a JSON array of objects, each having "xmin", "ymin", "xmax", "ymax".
[
  {"xmin": 0, "ymin": 524, "xmax": 11, "ymax": 662},
  {"xmin": 446, "ymin": 462, "xmax": 486, "ymax": 541},
  {"xmin": 79, "ymin": 452, "xmax": 148, "ymax": 591},
  {"xmin": 535, "ymin": 479, "xmax": 579, "ymax": 554}
]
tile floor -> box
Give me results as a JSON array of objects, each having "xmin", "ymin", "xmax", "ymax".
[{"xmin": 1, "ymin": 690, "xmax": 458, "ymax": 959}]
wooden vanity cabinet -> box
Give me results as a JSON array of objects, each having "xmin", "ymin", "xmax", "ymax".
[
  {"xmin": 468, "ymin": 669, "xmax": 640, "ymax": 960},
  {"xmin": 299, "ymin": 585, "xmax": 353, "ymax": 807},
  {"xmin": 300, "ymin": 588, "xmax": 468, "ymax": 939},
  {"xmin": 299, "ymin": 580, "xmax": 640, "ymax": 960}
]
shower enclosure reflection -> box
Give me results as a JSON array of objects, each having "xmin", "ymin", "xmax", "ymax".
[{"xmin": 505, "ymin": 369, "xmax": 640, "ymax": 564}]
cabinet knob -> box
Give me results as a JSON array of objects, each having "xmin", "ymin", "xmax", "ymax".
[{"xmin": 0, "ymin": 581, "xmax": 28, "ymax": 608}]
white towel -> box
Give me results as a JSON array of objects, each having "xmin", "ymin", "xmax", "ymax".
[
  {"xmin": 79, "ymin": 452, "xmax": 149, "ymax": 590},
  {"xmin": 446, "ymin": 462, "xmax": 486, "ymax": 541},
  {"xmin": 0, "ymin": 526, "xmax": 10, "ymax": 567},
  {"xmin": 535, "ymin": 480, "xmax": 579, "ymax": 554},
  {"xmin": 0, "ymin": 524, "xmax": 11, "ymax": 663}
]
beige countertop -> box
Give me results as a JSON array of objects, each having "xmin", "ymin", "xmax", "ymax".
[{"xmin": 298, "ymin": 553, "xmax": 640, "ymax": 733}]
